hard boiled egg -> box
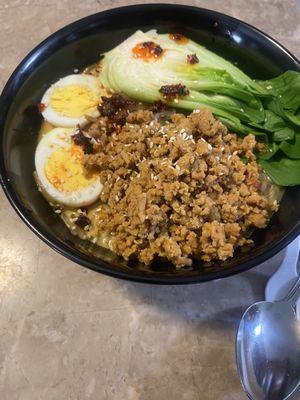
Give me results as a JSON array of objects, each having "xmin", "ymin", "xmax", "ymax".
[
  {"xmin": 40, "ymin": 74, "xmax": 103, "ymax": 127},
  {"xmin": 35, "ymin": 127, "xmax": 102, "ymax": 207}
]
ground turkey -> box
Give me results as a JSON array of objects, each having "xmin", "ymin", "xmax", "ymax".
[{"xmin": 81, "ymin": 100, "xmax": 277, "ymax": 267}]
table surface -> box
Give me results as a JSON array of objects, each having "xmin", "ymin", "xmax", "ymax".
[{"xmin": 0, "ymin": 1, "xmax": 299, "ymax": 399}]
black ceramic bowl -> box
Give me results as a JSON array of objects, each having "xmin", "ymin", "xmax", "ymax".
[{"xmin": 0, "ymin": 4, "xmax": 299, "ymax": 284}]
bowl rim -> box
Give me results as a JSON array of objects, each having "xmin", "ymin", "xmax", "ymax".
[{"xmin": 0, "ymin": 3, "xmax": 300, "ymax": 284}]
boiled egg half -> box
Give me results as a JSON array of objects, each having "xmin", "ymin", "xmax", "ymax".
[
  {"xmin": 35, "ymin": 127, "xmax": 102, "ymax": 207},
  {"xmin": 40, "ymin": 74, "xmax": 103, "ymax": 127}
]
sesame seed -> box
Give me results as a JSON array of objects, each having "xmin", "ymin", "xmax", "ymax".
[{"xmin": 207, "ymin": 144, "xmax": 213, "ymax": 151}]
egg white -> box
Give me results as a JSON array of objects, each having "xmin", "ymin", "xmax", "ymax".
[
  {"xmin": 41, "ymin": 74, "xmax": 102, "ymax": 127},
  {"xmin": 35, "ymin": 127, "xmax": 102, "ymax": 207}
]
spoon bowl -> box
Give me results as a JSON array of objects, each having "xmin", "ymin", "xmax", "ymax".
[{"xmin": 237, "ymin": 297, "xmax": 300, "ymax": 400}]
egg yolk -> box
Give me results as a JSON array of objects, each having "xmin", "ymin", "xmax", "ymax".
[
  {"xmin": 50, "ymin": 85, "xmax": 99, "ymax": 117},
  {"xmin": 45, "ymin": 145, "xmax": 96, "ymax": 192}
]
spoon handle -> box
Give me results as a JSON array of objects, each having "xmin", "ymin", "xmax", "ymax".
[{"xmin": 284, "ymin": 277, "xmax": 300, "ymax": 305}]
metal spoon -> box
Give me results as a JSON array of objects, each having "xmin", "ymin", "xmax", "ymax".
[{"xmin": 236, "ymin": 277, "xmax": 300, "ymax": 400}]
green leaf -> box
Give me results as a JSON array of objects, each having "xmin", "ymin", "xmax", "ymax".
[
  {"xmin": 264, "ymin": 110, "xmax": 288, "ymax": 131},
  {"xmin": 260, "ymin": 142, "xmax": 279, "ymax": 160},
  {"xmin": 186, "ymin": 91, "xmax": 264, "ymax": 124},
  {"xmin": 260, "ymin": 157, "xmax": 300, "ymax": 186},
  {"xmin": 273, "ymin": 127, "xmax": 294, "ymax": 142},
  {"xmin": 178, "ymin": 67, "xmax": 261, "ymax": 105},
  {"xmin": 284, "ymin": 110, "xmax": 300, "ymax": 126},
  {"xmin": 279, "ymin": 134, "xmax": 300, "ymax": 159},
  {"xmin": 259, "ymin": 71, "xmax": 300, "ymax": 112},
  {"xmin": 265, "ymin": 99, "xmax": 300, "ymax": 125}
]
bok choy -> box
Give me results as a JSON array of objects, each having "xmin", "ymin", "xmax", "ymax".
[{"xmin": 100, "ymin": 30, "xmax": 300, "ymax": 186}]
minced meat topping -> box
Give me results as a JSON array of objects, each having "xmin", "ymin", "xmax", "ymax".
[{"xmin": 82, "ymin": 102, "xmax": 277, "ymax": 267}]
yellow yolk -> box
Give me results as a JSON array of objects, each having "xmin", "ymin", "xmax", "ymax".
[
  {"xmin": 44, "ymin": 145, "xmax": 96, "ymax": 192},
  {"xmin": 49, "ymin": 85, "xmax": 99, "ymax": 118}
]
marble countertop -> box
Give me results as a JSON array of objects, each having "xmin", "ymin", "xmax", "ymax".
[{"xmin": 0, "ymin": 1, "xmax": 299, "ymax": 399}]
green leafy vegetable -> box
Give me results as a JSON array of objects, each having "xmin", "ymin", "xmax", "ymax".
[
  {"xmin": 263, "ymin": 110, "xmax": 287, "ymax": 131},
  {"xmin": 100, "ymin": 30, "xmax": 266, "ymax": 134},
  {"xmin": 279, "ymin": 134, "xmax": 300, "ymax": 159},
  {"xmin": 260, "ymin": 158, "xmax": 300, "ymax": 186},
  {"xmin": 100, "ymin": 30, "xmax": 300, "ymax": 186},
  {"xmin": 273, "ymin": 128, "xmax": 294, "ymax": 142},
  {"xmin": 260, "ymin": 143, "xmax": 279, "ymax": 160},
  {"xmin": 259, "ymin": 71, "xmax": 300, "ymax": 112}
]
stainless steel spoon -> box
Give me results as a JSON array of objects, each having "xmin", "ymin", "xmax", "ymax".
[{"xmin": 236, "ymin": 277, "xmax": 300, "ymax": 400}]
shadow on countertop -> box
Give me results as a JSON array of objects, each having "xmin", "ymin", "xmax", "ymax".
[{"xmin": 116, "ymin": 249, "xmax": 287, "ymax": 331}]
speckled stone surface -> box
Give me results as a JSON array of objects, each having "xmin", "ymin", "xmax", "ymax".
[{"xmin": 0, "ymin": 1, "xmax": 299, "ymax": 399}]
